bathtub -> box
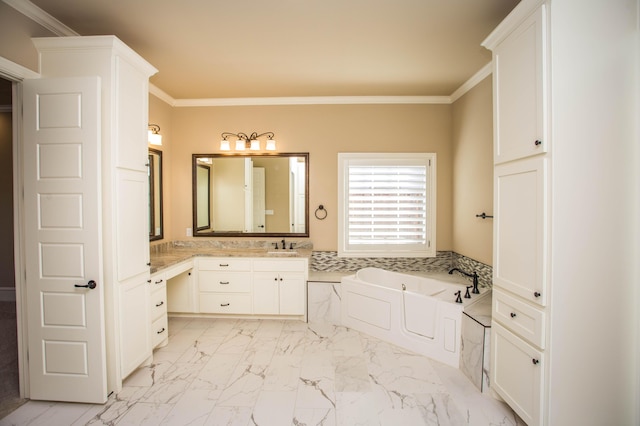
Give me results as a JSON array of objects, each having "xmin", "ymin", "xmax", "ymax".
[{"xmin": 340, "ymin": 267, "xmax": 487, "ymax": 368}]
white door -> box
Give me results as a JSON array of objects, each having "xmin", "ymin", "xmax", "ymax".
[
  {"xmin": 252, "ymin": 167, "xmax": 266, "ymax": 232},
  {"xmin": 23, "ymin": 77, "xmax": 107, "ymax": 403}
]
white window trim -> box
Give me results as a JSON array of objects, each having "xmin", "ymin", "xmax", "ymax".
[{"xmin": 338, "ymin": 152, "xmax": 436, "ymax": 258}]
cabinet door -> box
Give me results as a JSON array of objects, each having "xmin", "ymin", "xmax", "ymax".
[
  {"xmin": 119, "ymin": 279, "xmax": 151, "ymax": 378},
  {"xmin": 494, "ymin": 157, "xmax": 548, "ymax": 306},
  {"xmin": 114, "ymin": 56, "xmax": 150, "ymax": 172},
  {"xmin": 493, "ymin": 4, "xmax": 548, "ymax": 164},
  {"xmin": 279, "ymin": 274, "xmax": 306, "ymax": 315},
  {"xmin": 253, "ymin": 273, "xmax": 279, "ymax": 314},
  {"xmin": 492, "ymin": 322, "xmax": 544, "ymax": 426},
  {"xmin": 116, "ymin": 169, "xmax": 150, "ymax": 281}
]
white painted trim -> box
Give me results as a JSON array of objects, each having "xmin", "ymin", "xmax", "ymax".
[
  {"xmin": 450, "ymin": 63, "xmax": 492, "ymax": 102},
  {"xmin": 149, "ymin": 83, "xmax": 176, "ymax": 106},
  {"xmin": 0, "ymin": 287, "xmax": 16, "ymax": 301},
  {"xmin": 2, "ymin": 0, "xmax": 79, "ymax": 36},
  {"xmin": 173, "ymin": 95, "xmax": 451, "ymax": 107},
  {"xmin": 0, "ymin": 56, "xmax": 39, "ymax": 81},
  {"xmin": 482, "ymin": 0, "xmax": 546, "ymax": 49}
]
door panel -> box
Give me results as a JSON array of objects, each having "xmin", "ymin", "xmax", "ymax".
[{"xmin": 23, "ymin": 77, "xmax": 107, "ymax": 403}]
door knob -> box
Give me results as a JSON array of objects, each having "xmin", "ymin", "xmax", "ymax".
[{"xmin": 75, "ymin": 280, "xmax": 97, "ymax": 289}]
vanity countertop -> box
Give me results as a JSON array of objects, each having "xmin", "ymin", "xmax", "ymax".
[{"xmin": 149, "ymin": 246, "xmax": 312, "ymax": 274}]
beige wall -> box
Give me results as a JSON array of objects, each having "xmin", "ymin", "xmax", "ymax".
[
  {"xmin": 0, "ymin": 2, "xmax": 57, "ymax": 73},
  {"xmin": 158, "ymin": 104, "xmax": 453, "ymax": 251},
  {"xmin": 0, "ymin": 111, "xmax": 14, "ymax": 287},
  {"xmin": 451, "ymin": 77, "xmax": 494, "ymax": 265}
]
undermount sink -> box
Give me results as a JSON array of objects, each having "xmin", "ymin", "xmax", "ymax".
[{"xmin": 267, "ymin": 251, "xmax": 298, "ymax": 256}]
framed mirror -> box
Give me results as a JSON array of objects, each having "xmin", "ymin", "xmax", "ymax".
[
  {"xmin": 192, "ymin": 153, "xmax": 309, "ymax": 237},
  {"xmin": 149, "ymin": 148, "xmax": 163, "ymax": 241}
]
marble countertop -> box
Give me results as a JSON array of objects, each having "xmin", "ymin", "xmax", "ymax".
[{"xmin": 150, "ymin": 246, "xmax": 312, "ymax": 274}]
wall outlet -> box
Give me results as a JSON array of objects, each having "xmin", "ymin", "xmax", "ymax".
[{"xmin": 186, "ymin": 227, "xmax": 192, "ymax": 237}]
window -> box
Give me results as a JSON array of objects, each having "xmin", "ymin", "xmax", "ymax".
[{"xmin": 338, "ymin": 153, "xmax": 436, "ymax": 257}]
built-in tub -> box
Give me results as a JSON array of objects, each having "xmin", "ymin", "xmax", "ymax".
[{"xmin": 340, "ymin": 267, "xmax": 488, "ymax": 368}]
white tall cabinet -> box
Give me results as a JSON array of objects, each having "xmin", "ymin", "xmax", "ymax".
[
  {"xmin": 484, "ymin": 0, "xmax": 639, "ymax": 425},
  {"xmin": 32, "ymin": 36, "xmax": 157, "ymax": 393},
  {"xmin": 484, "ymin": 3, "xmax": 550, "ymax": 424}
]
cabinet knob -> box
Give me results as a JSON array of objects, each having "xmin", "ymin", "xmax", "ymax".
[
  {"xmin": 534, "ymin": 291, "xmax": 541, "ymax": 298},
  {"xmin": 534, "ymin": 140, "xmax": 542, "ymax": 146},
  {"xmin": 510, "ymin": 312, "xmax": 517, "ymax": 318},
  {"xmin": 532, "ymin": 358, "xmax": 540, "ymax": 365}
]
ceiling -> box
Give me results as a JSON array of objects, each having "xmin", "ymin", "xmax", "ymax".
[{"xmin": 23, "ymin": 0, "xmax": 519, "ymax": 101}]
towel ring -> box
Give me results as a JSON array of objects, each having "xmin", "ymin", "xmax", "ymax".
[{"xmin": 315, "ymin": 205, "xmax": 328, "ymax": 220}]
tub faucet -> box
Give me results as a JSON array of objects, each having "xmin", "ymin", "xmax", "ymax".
[{"xmin": 449, "ymin": 268, "xmax": 480, "ymax": 294}]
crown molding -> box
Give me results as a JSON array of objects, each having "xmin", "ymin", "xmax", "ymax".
[
  {"xmin": 0, "ymin": 56, "xmax": 40, "ymax": 81},
  {"xmin": 173, "ymin": 95, "xmax": 451, "ymax": 107},
  {"xmin": 450, "ymin": 63, "xmax": 492, "ymax": 102},
  {"xmin": 3, "ymin": 0, "xmax": 79, "ymax": 36},
  {"xmin": 149, "ymin": 84, "xmax": 176, "ymax": 106}
]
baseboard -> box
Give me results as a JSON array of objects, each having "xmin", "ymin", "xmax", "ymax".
[{"xmin": 0, "ymin": 287, "xmax": 16, "ymax": 301}]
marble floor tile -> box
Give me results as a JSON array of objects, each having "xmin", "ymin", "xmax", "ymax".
[{"xmin": 1, "ymin": 317, "xmax": 520, "ymax": 426}]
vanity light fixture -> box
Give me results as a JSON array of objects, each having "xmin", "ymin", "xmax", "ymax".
[
  {"xmin": 220, "ymin": 132, "xmax": 276, "ymax": 152},
  {"xmin": 148, "ymin": 124, "xmax": 162, "ymax": 146}
]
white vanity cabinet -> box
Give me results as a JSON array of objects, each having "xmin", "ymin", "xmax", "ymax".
[
  {"xmin": 198, "ymin": 258, "xmax": 253, "ymax": 314},
  {"xmin": 118, "ymin": 278, "xmax": 151, "ymax": 379},
  {"xmin": 483, "ymin": 2, "xmax": 549, "ymax": 425},
  {"xmin": 253, "ymin": 259, "xmax": 307, "ymax": 315},
  {"xmin": 149, "ymin": 272, "xmax": 168, "ymax": 348},
  {"xmin": 33, "ymin": 36, "xmax": 157, "ymax": 394}
]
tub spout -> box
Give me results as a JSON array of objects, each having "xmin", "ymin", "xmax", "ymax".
[{"xmin": 449, "ymin": 268, "xmax": 480, "ymax": 294}]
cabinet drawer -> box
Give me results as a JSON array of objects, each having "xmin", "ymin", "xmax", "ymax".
[
  {"xmin": 253, "ymin": 259, "xmax": 307, "ymax": 272},
  {"xmin": 491, "ymin": 322, "xmax": 544, "ymax": 426},
  {"xmin": 200, "ymin": 293, "xmax": 252, "ymax": 314},
  {"xmin": 150, "ymin": 288, "xmax": 167, "ymax": 322},
  {"xmin": 199, "ymin": 271, "xmax": 251, "ymax": 293},
  {"xmin": 151, "ymin": 316, "xmax": 168, "ymax": 348},
  {"xmin": 198, "ymin": 258, "xmax": 251, "ymax": 271},
  {"xmin": 493, "ymin": 288, "xmax": 545, "ymax": 349}
]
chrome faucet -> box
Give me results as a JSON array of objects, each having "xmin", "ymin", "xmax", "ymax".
[{"xmin": 449, "ymin": 268, "xmax": 480, "ymax": 294}]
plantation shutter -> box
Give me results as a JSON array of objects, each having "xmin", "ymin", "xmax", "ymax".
[{"xmin": 347, "ymin": 164, "xmax": 428, "ymax": 246}]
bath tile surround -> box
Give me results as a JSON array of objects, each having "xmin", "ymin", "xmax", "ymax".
[{"xmin": 311, "ymin": 250, "xmax": 492, "ymax": 290}]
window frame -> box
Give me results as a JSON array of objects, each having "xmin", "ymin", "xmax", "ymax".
[{"xmin": 337, "ymin": 152, "xmax": 437, "ymax": 258}]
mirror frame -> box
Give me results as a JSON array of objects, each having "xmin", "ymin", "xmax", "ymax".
[
  {"xmin": 192, "ymin": 152, "xmax": 309, "ymax": 237},
  {"xmin": 149, "ymin": 148, "xmax": 164, "ymax": 241}
]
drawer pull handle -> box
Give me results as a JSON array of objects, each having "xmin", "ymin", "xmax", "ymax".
[
  {"xmin": 534, "ymin": 140, "xmax": 542, "ymax": 146},
  {"xmin": 220, "ymin": 303, "xmax": 230, "ymax": 307},
  {"xmin": 155, "ymin": 301, "xmax": 164, "ymax": 307},
  {"xmin": 534, "ymin": 291, "xmax": 541, "ymax": 298},
  {"xmin": 510, "ymin": 312, "xmax": 517, "ymax": 318},
  {"xmin": 157, "ymin": 327, "xmax": 165, "ymax": 334},
  {"xmin": 220, "ymin": 281, "xmax": 230, "ymax": 285},
  {"xmin": 532, "ymin": 358, "xmax": 540, "ymax": 365},
  {"xmin": 219, "ymin": 263, "xmax": 229, "ymax": 267},
  {"xmin": 155, "ymin": 279, "xmax": 163, "ymax": 284}
]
